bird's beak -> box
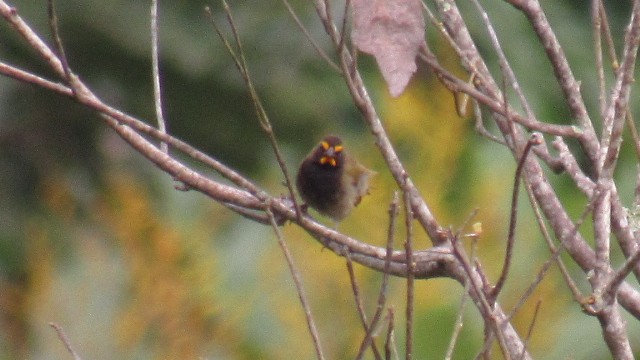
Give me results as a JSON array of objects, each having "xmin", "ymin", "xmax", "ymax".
[{"xmin": 324, "ymin": 148, "xmax": 336, "ymax": 157}]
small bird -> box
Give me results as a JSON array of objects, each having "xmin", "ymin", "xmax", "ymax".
[{"xmin": 296, "ymin": 135, "xmax": 375, "ymax": 222}]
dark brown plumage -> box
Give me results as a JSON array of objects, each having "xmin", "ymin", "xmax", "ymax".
[{"xmin": 296, "ymin": 135, "xmax": 375, "ymax": 222}]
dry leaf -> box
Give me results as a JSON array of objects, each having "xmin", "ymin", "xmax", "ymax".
[{"xmin": 352, "ymin": 0, "xmax": 425, "ymax": 97}]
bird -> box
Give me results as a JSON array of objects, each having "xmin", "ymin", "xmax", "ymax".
[{"xmin": 296, "ymin": 135, "xmax": 375, "ymax": 222}]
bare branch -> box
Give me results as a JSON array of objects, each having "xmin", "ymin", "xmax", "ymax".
[
  {"xmin": 403, "ymin": 190, "xmax": 415, "ymax": 360},
  {"xmin": 593, "ymin": 185, "xmax": 612, "ymax": 282},
  {"xmin": 46, "ymin": 0, "xmax": 73, "ymax": 85},
  {"xmin": 355, "ymin": 194, "xmax": 399, "ymax": 360},
  {"xmin": 444, "ymin": 238, "xmax": 476, "ymax": 360},
  {"xmin": 266, "ymin": 206, "xmax": 326, "ymax": 360},
  {"xmin": 598, "ymin": 1, "xmax": 640, "ymax": 179},
  {"xmin": 418, "ymin": 46, "xmax": 583, "ymax": 139},
  {"xmin": 472, "ymin": 99, "xmax": 505, "ymax": 145},
  {"xmin": 492, "ymin": 133, "xmax": 542, "ymax": 301},
  {"xmin": 385, "ymin": 308, "xmax": 399, "ymax": 360},
  {"xmin": 505, "ymin": 0, "xmax": 600, "ymax": 163},
  {"xmin": 335, "ymin": 46, "xmax": 446, "ymax": 243},
  {"xmin": 592, "ymin": 0, "xmax": 607, "ymax": 119},
  {"xmin": 519, "ymin": 300, "xmax": 542, "ymax": 360},
  {"xmin": 508, "ymin": 180, "xmax": 586, "ymax": 320},
  {"xmin": 281, "ymin": 0, "xmax": 341, "ymax": 72},
  {"xmin": 604, "ymin": 247, "xmax": 640, "ymax": 298},
  {"xmin": 205, "ymin": 2, "xmax": 303, "ymax": 222},
  {"xmin": 450, "ymin": 233, "xmax": 524, "ymax": 359},
  {"xmin": 470, "ymin": 0, "xmax": 536, "ymax": 122},
  {"xmin": 345, "ymin": 250, "xmax": 383, "ymax": 360},
  {"xmin": 551, "ymin": 138, "xmax": 596, "ymax": 196},
  {"xmin": 49, "ymin": 323, "xmax": 82, "ymax": 360},
  {"xmin": 150, "ymin": 0, "xmax": 168, "ymax": 153},
  {"xmin": 0, "ymin": 1, "xmax": 64, "ymax": 77}
]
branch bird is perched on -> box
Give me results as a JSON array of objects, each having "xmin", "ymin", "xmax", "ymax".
[{"xmin": 296, "ymin": 135, "xmax": 376, "ymax": 222}]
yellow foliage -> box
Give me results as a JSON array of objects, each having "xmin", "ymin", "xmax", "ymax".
[
  {"xmin": 94, "ymin": 172, "xmax": 224, "ymax": 358},
  {"xmin": 383, "ymin": 72, "xmax": 468, "ymax": 224}
]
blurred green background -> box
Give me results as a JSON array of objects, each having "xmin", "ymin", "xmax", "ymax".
[{"xmin": 0, "ymin": 0, "xmax": 639, "ymax": 358}]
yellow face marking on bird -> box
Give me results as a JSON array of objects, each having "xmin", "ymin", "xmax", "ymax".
[
  {"xmin": 320, "ymin": 156, "xmax": 337, "ymax": 166},
  {"xmin": 319, "ymin": 142, "xmax": 343, "ymax": 167}
]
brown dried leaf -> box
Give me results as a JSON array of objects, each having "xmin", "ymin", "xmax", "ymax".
[{"xmin": 352, "ymin": 0, "xmax": 425, "ymax": 97}]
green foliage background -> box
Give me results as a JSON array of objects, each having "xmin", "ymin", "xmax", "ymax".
[{"xmin": 0, "ymin": 0, "xmax": 639, "ymax": 358}]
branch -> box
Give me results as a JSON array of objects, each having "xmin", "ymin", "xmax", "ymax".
[
  {"xmin": 403, "ymin": 190, "xmax": 415, "ymax": 360},
  {"xmin": 49, "ymin": 323, "xmax": 82, "ymax": 360},
  {"xmin": 506, "ymin": 0, "xmax": 600, "ymax": 164},
  {"xmin": 491, "ymin": 133, "xmax": 542, "ymax": 301},
  {"xmin": 266, "ymin": 206, "xmax": 326, "ymax": 360},
  {"xmin": 150, "ymin": 0, "xmax": 168, "ymax": 154},
  {"xmin": 281, "ymin": 0, "xmax": 340, "ymax": 72},
  {"xmin": 345, "ymin": 250, "xmax": 383, "ymax": 360},
  {"xmin": 46, "ymin": 0, "xmax": 73, "ymax": 86},
  {"xmin": 204, "ymin": 3, "xmax": 303, "ymax": 221},
  {"xmin": 355, "ymin": 196, "xmax": 399, "ymax": 360}
]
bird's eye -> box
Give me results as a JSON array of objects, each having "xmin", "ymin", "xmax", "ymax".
[
  {"xmin": 321, "ymin": 141, "xmax": 330, "ymax": 150},
  {"xmin": 334, "ymin": 145, "xmax": 344, "ymax": 153}
]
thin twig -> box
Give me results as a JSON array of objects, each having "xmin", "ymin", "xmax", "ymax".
[
  {"xmin": 1, "ymin": 58, "xmax": 266, "ymax": 203},
  {"xmin": 491, "ymin": 133, "xmax": 542, "ymax": 301},
  {"xmin": 598, "ymin": 0, "xmax": 619, "ymax": 70},
  {"xmin": 597, "ymin": 0, "xmax": 640, "ymax": 179},
  {"xmin": 450, "ymin": 233, "xmax": 512, "ymax": 359},
  {"xmin": 472, "ymin": 99, "xmax": 505, "ymax": 145},
  {"xmin": 46, "ymin": 0, "xmax": 73, "ymax": 85},
  {"xmin": 421, "ymin": 1, "xmax": 466, "ymax": 66},
  {"xmin": 266, "ymin": 205, "xmax": 326, "ymax": 360},
  {"xmin": 624, "ymin": 111, "xmax": 640, "ymax": 160},
  {"xmin": 337, "ymin": 0, "xmax": 351, "ymax": 55},
  {"xmin": 223, "ymin": 202, "xmax": 288, "ymax": 225},
  {"xmin": 470, "ymin": 0, "xmax": 536, "ymax": 122},
  {"xmin": 518, "ymin": 300, "xmax": 542, "ymax": 360},
  {"xmin": 551, "ymin": 137, "xmax": 596, "ymax": 196},
  {"xmin": 403, "ymin": 190, "xmax": 415, "ymax": 360},
  {"xmin": 597, "ymin": 2, "xmax": 640, "ymax": 279},
  {"xmin": 151, "ymin": 0, "xmax": 168, "ymax": 153},
  {"xmin": 592, "ymin": 0, "xmax": 607, "ymax": 120},
  {"xmin": 507, "ymin": 188, "xmax": 596, "ymax": 321},
  {"xmin": 445, "ymin": 278, "xmax": 471, "ymax": 360},
  {"xmin": 49, "ymin": 323, "xmax": 82, "ymax": 360},
  {"xmin": 636, "ymin": 167, "xmax": 640, "ymax": 206},
  {"xmin": 205, "ymin": 3, "xmax": 303, "ymax": 221},
  {"xmin": 281, "ymin": 0, "xmax": 340, "ymax": 72},
  {"xmin": 355, "ymin": 194, "xmax": 400, "ymax": 360},
  {"xmin": 530, "ymin": 137, "xmax": 565, "ymax": 174},
  {"xmin": 506, "ymin": 0, "xmax": 600, "ymax": 164},
  {"xmin": 0, "ymin": 61, "xmax": 71, "ymax": 95},
  {"xmin": 0, "ymin": 2, "xmax": 63, "ymax": 78},
  {"xmin": 345, "ymin": 249, "xmax": 383, "ymax": 360},
  {"xmin": 603, "ymin": 246, "xmax": 640, "ymax": 298},
  {"xmin": 445, "ymin": 235, "xmax": 478, "ymax": 360},
  {"xmin": 385, "ymin": 308, "xmax": 399, "ymax": 360},
  {"xmin": 418, "ymin": 47, "xmax": 582, "ymax": 139},
  {"xmin": 453, "ymin": 73, "xmax": 474, "ymax": 117},
  {"xmin": 592, "ymin": 185, "xmax": 612, "ymax": 288},
  {"xmin": 319, "ymin": 0, "xmax": 340, "ymax": 45}
]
